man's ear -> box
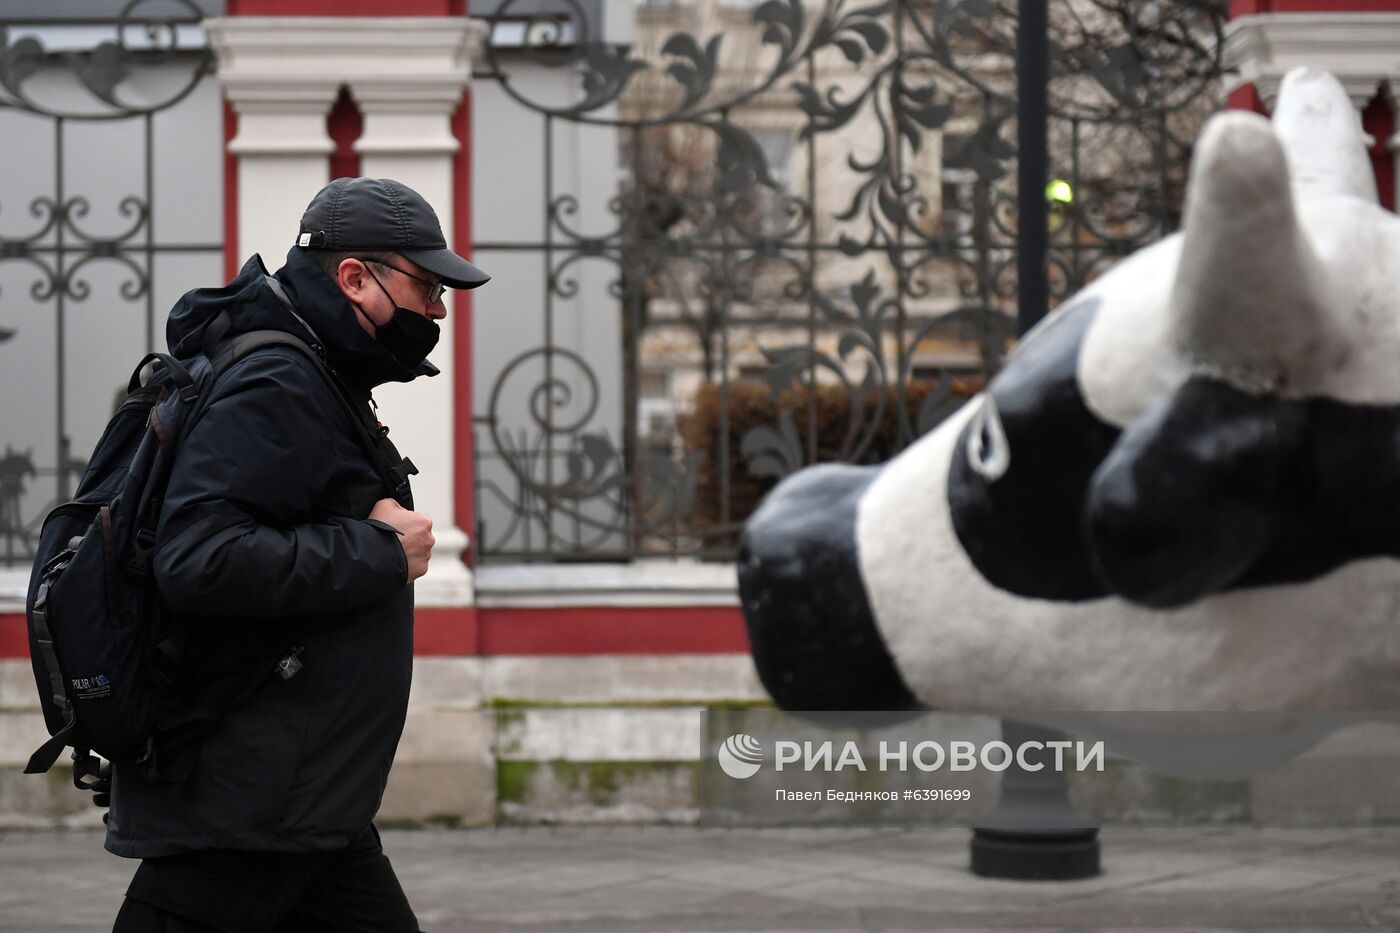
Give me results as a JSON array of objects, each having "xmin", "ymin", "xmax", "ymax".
[{"xmin": 336, "ymin": 258, "xmax": 369, "ymax": 303}]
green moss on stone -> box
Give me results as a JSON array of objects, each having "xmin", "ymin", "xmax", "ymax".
[
  {"xmin": 583, "ymin": 762, "xmax": 620, "ymax": 805},
  {"xmin": 496, "ymin": 760, "xmax": 539, "ymax": 804},
  {"xmin": 495, "ymin": 706, "xmax": 527, "ymax": 729},
  {"xmin": 550, "ymin": 760, "xmax": 584, "ymax": 792},
  {"xmin": 853, "ymin": 760, "xmax": 888, "ymax": 793},
  {"xmin": 1150, "ymin": 774, "xmax": 1250, "ymax": 819}
]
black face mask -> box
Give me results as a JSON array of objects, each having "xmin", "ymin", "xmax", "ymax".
[{"xmin": 354, "ymin": 267, "xmax": 442, "ymax": 371}]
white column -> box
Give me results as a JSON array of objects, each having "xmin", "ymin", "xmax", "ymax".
[
  {"xmin": 1223, "ymin": 13, "xmax": 1400, "ymax": 111},
  {"xmin": 205, "ymin": 17, "xmax": 487, "ymax": 606},
  {"xmin": 228, "ymin": 99, "xmax": 338, "ymax": 263},
  {"xmin": 206, "ymin": 19, "xmax": 342, "ymax": 263},
  {"xmin": 351, "ymin": 28, "xmax": 483, "ymax": 606}
]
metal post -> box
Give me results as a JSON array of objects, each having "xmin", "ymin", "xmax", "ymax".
[
  {"xmin": 969, "ymin": 2, "xmax": 1101, "ymax": 880},
  {"xmin": 970, "ymin": 720, "xmax": 1100, "ymax": 879},
  {"xmin": 1015, "ymin": 0, "xmax": 1049, "ymax": 338}
]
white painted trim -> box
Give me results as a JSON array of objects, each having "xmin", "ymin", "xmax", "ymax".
[
  {"xmin": 2, "ymin": 560, "xmax": 745, "ymax": 613},
  {"xmin": 1223, "ymin": 13, "xmax": 1400, "ymax": 109},
  {"xmin": 474, "ymin": 560, "xmax": 740, "ymax": 608},
  {"xmin": 204, "ymin": 17, "xmax": 485, "ymax": 72},
  {"xmin": 412, "ymin": 528, "xmax": 477, "ymax": 608},
  {"xmin": 353, "ymin": 109, "xmax": 461, "ymax": 158},
  {"xmin": 205, "ymin": 16, "xmax": 486, "ymax": 153},
  {"xmin": 1, "ymin": 568, "xmax": 473, "ymax": 612}
]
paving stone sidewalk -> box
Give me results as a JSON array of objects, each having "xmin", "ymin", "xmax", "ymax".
[{"xmin": 1, "ymin": 825, "xmax": 1397, "ymax": 931}]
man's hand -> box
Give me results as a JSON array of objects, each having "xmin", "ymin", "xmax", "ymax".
[{"xmin": 369, "ymin": 498, "xmax": 434, "ymax": 583}]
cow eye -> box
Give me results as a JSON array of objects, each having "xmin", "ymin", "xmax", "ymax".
[{"xmin": 968, "ymin": 395, "xmax": 1010, "ymax": 481}]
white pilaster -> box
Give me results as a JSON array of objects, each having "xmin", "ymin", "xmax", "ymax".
[
  {"xmin": 206, "ymin": 17, "xmax": 487, "ymax": 606},
  {"xmin": 351, "ymin": 22, "xmax": 483, "ymax": 607},
  {"xmin": 205, "ymin": 19, "xmax": 340, "ymax": 263},
  {"xmin": 228, "ymin": 107, "xmax": 338, "ymax": 264},
  {"xmin": 1223, "ymin": 13, "xmax": 1400, "ymax": 111}
]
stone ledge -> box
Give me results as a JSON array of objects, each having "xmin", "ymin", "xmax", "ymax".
[
  {"xmin": 474, "ymin": 561, "xmax": 740, "ymax": 608},
  {"xmin": 496, "ymin": 707, "xmax": 704, "ymax": 762},
  {"xmin": 483, "ymin": 655, "xmax": 765, "ymax": 705}
]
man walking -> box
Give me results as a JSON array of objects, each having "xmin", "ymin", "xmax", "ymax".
[{"xmin": 107, "ymin": 177, "xmax": 488, "ymax": 932}]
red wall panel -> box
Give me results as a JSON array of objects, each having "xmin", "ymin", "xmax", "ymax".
[{"xmin": 0, "ymin": 607, "xmax": 750, "ymax": 658}]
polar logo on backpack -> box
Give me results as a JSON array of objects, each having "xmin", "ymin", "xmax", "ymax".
[{"xmin": 69, "ymin": 675, "xmax": 112, "ymax": 701}]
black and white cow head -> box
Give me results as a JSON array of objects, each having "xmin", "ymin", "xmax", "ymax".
[{"xmin": 738, "ymin": 68, "xmax": 1400, "ymax": 715}]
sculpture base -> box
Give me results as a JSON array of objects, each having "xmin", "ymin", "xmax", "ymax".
[{"xmin": 969, "ymin": 828, "xmax": 1101, "ymax": 880}]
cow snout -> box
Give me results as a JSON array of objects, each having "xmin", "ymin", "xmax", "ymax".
[{"xmin": 738, "ymin": 464, "xmax": 923, "ymax": 711}]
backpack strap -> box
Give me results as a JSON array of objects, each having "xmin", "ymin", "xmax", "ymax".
[
  {"xmin": 204, "ymin": 309, "xmax": 417, "ymax": 506},
  {"xmin": 24, "ymin": 575, "xmax": 76, "ymax": 775},
  {"xmin": 24, "ymin": 546, "xmax": 93, "ymax": 781},
  {"xmin": 127, "ymin": 302, "xmax": 418, "ymax": 588},
  {"xmin": 201, "ymin": 306, "xmax": 232, "ymax": 353},
  {"xmin": 127, "ymin": 352, "xmax": 198, "ymax": 403}
]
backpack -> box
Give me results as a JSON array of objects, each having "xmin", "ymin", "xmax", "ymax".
[{"xmin": 23, "ymin": 300, "xmax": 419, "ymax": 793}]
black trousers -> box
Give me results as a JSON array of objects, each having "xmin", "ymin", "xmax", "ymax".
[{"xmin": 112, "ymin": 826, "xmax": 421, "ymax": 933}]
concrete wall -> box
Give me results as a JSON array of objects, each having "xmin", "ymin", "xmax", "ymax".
[
  {"xmin": 6, "ymin": 655, "xmax": 1400, "ymax": 828},
  {"xmin": 0, "ymin": 654, "xmax": 771, "ymax": 827}
]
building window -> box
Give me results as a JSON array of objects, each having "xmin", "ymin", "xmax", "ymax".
[
  {"xmin": 639, "ymin": 368, "xmax": 677, "ymax": 447},
  {"xmin": 939, "ymin": 133, "xmax": 976, "ymax": 244},
  {"xmin": 747, "ymin": 128, "xmax": 794, "ymax": 236}
]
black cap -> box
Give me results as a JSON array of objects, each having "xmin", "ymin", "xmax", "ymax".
[{"xmin": 296, "ymin": 177, "xmax": 490, "ymax": 290}]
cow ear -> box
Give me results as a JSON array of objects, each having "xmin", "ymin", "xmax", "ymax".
[
  {"xmin": 1168, "ymin": 110, "xmax": 1343, "ymax": 394},
  {"xmin": 1273, "ymin": 67, "xmax": 1378, "ymax": 205}
]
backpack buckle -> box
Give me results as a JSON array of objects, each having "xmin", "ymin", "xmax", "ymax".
[
  {"xmin": 391, "ymin": 458, "xmax": 418, "ymax": 503},
  {"xmin": 40, "ymin": 547, "xmax": 77, "ymax": 582},
  {"xmin": 128, "ymin": 528, "xmax": 157, "ymax": 577}
]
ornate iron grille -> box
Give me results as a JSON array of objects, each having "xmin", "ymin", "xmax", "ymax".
[
  {"xmin": 472, "ymin": 0, "xmax": 1225, "ymax": 563},
  {"xmin": 0, "ymin": 1, "xmax": 218, "ymax": 570}
]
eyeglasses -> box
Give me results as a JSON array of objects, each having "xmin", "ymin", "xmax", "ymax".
[{"xmin": 362, "ymin": 258, "xmax": 446, "ymax": 305}]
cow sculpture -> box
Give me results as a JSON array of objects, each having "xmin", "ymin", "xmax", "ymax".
[{"xmin": 738, "ymin": 68, "xmax": 1400, "ymax": 728}]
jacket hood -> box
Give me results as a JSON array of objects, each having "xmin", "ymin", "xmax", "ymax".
[{"xmin": 165, "ymin": 248, "xmax": 438, "ymax": 392}]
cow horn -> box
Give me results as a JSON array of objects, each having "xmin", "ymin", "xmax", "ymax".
[
  {"xmin": 1169, "ymin": 110, "xmax": 1339, "ymax": 393},
  {"xmin": 1273, "ymin": 67, "xmax": 1378, "ymax": 204}
]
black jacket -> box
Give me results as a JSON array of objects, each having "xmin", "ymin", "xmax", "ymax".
[{"xmin": 106, "ymin": 247, "xmax": 427, "ymax": 858}]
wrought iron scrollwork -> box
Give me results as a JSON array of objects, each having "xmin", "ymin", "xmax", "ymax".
[
  {"xmin": 0, "ymin": 3, "xmax": 219, "ymax": 567},
  {"xmin": 0, "ymin": 0, "xmax": 212, "ymax": 119},
  {"xmin": 0, "ymin": 447, "xmax": 37, "ymax": 566},
  {"xmin": 473, "ymin": 0, "xmax": 1225, "ymax": 561}
]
